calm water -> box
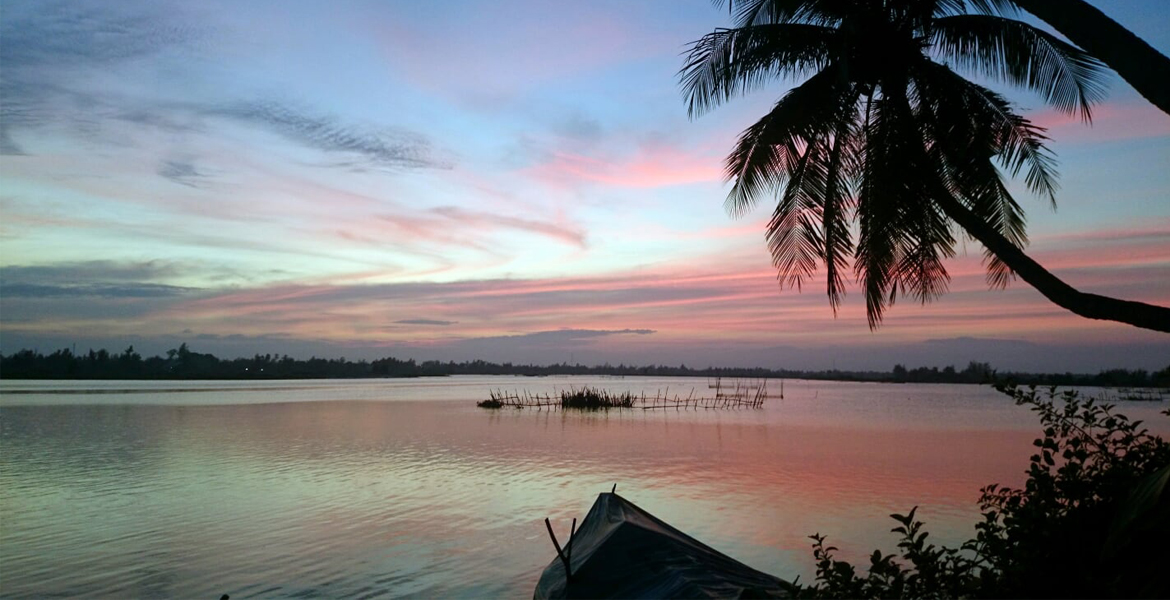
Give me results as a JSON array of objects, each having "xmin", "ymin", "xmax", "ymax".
[{"xmin": 2, "ymin": 377, "xmax": 1167, "ymax": 598}]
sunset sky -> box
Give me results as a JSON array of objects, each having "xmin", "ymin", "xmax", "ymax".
[{"xmin": 2, "ymin": 0, "xmax": 1168, "ymax": 372}]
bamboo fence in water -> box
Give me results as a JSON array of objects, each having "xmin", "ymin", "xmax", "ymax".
[{"xmin": 477, "ymin": 380, "xmax": 774, "ymax": 411}]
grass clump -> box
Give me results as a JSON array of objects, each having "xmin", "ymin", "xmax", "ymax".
[{"xmin": 561, "ymin": 387, "xmax": 635, "ymax": 410}]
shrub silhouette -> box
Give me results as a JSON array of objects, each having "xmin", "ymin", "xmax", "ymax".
[{"xmin": 798, "ymin": 384, "xmax": 1170, "ymax": 598}]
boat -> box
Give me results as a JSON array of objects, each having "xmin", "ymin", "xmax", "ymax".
[{"xmin": 533, "ymin": 491, "xmax": 794, "ymax": 599}]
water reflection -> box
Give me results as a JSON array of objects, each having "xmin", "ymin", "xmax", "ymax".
[{"xmin": 2, "ymin": 378, "xmax": 1166, "ymax": 597}]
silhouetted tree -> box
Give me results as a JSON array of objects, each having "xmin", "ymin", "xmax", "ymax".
[{"xmin": 682, "ymin": 0, "xmax": 1170, "ymax": 332}]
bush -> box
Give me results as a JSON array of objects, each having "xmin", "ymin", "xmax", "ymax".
[
  {"xmin": 560, "ymin": 387, "xmax": 635, "ymax": 410},
  {"xmin": 797, "ymin": 384, "xmax": 1170, "ymax": 599}
]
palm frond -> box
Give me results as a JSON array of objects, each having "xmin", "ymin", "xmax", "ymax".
[
  {"xmin": 931, "ymin": 14, "xmax": 1109, "ymax": 120},
  {"xmin": 763, "ymin": 113, "xmax": 859, "ymax": 300},
  {"xmin": 715, "ymin": 0, "xmax": 849, "ymax": 27},
  {"xmin": 724, "ymin": 127, "xmax": 802, "ymax": 217},
  {"xmin": 911, "ymin": 60, "xmax": 1059, "ymax": 204},
  {"xmin": 767, "ymin": 140, "xmax": 827, "ymax": 292},
  {"xmin": 893, "ymin": 149, "xmax": 956, "ymax": 305},
  {"xmin": 855, "ymin": 95, "xmax": 910, "ymax": 327},
  {"xmin": 983, "ymin": 251, "xmax": 1016, "ymax": 288},
  {"xmin": 895, "ymin": 225, "xmax": 954, "ymax": 303},
  {"xmin": 956, "ymin": 0, "xmax": 1017, "ymax": 17},
  {"xmin": 948, "ymin": 165, "xmax": 1027, "ymax": 289},
  {"xmin": 821, "ymin": 119, "xmax": 858, "ymax": 312},
  {"xmin": 857, "ymin": 91, "xmax": 960, "ymax": 324},
  {"xmin": 968, "ymin": 172, "xmax": 1026, "ymax": 248},
  {"xmin": 932, "ymin": 0, "xmax": 972, "ymax": 18},
  {"xmin": 911, "ymin": 61, "xmax": 1034, "ymax": 288},
  {"xmin": 681, "ymin": 23, "xmax": 837, "ymax": 117},
  {"xmin": 723, "ymin": 65, "xmax": 856, "ymax": 215}
]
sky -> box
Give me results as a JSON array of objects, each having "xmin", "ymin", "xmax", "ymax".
[{"xmin": 1, "ymin": 0, "xmax": 1168, "ymax": 372}]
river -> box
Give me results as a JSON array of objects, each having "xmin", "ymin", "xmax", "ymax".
[{"xmin": 2, "ymin": 376, "xmax": 1165, "ymax": 598}]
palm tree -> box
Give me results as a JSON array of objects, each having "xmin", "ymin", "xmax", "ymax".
[
  {"xmin": 681, "ymin": 0, "xmax": 1170, "ymax": 332},
  {"xmin": 1011, "ymin": 0, "xmax": 1170, "ymax": 115}
]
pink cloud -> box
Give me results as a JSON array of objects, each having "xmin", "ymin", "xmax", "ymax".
[
  {"xmin": 429, "ymin": 206, "xmax": 586, "ymax": 248},
  {"xmin": 154, "ymin": 244, "xmax": 1164, "ymax": 348},
  {"xmin": 284, "ymin": 202, "xmax": 586, "ymax": 271},
  {"xmin": 1029, "ymin": 101, "xmax": 1170, "ymax": 144},
  {"xmin": 524, "ymin": 144, "xmax": 724, "ymax": 189},
  {"xmin": 17, "ymin": 213, "xmax": 1164, "ymax": 358},
  {"xmin": 1032, "ymin": 219, "xmax": 1170, "ymax": 245}
]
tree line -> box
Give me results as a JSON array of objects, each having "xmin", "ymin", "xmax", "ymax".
[
  {"xmin": 891, "ymin": 362, "xmax": 1169, "ymax": 387},
  {"xmin": 0, "ymin": 345, "xmax": 1166, "ymax": 387}
]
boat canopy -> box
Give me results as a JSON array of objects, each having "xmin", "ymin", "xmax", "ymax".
[{"xmin": 533, "ymin": 492, "xmax": 793, "ymax": 599}]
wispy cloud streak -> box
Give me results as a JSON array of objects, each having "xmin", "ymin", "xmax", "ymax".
[{"xmin": 205, "ymin": 101, "xmax": 444, "ymax": 170}]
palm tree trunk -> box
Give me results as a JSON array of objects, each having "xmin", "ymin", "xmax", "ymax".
[
  {"xmin": 933, "ymin": 193, "xmax": 1170, "ymax": 333},
  {"xmin": 1012, "ymin": 0, "xmax": 1170, "ymax": 115}
]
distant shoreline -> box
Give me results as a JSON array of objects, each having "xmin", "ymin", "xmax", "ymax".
[{"xmin": 2, "ymin": 345, "xmax": 1167, "ymax": 389}]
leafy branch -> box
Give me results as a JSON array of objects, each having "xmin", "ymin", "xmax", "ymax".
[{"xmin": 796, "ymin": 384, "xmax": 1170, "ymax": 599}]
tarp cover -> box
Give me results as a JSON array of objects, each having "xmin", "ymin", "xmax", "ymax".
[{"xmin": 533, "ymin": 493, "xmax": 793, "ymax": 599}]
